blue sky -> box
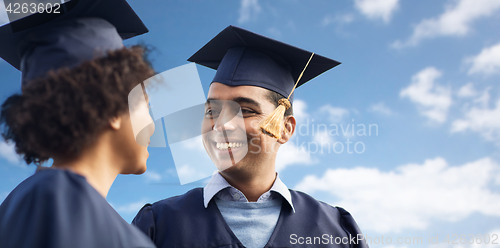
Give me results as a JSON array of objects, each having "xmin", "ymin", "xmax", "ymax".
[{"xmin": 1, "ymin": 0, "xmax": 500, "ymax": 247}]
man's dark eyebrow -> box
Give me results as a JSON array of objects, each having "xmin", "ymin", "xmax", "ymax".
[
  {"xmin": 205, "ymin": 98, "xmax": 219, "ymax": 106},
  {"xmin": 206, "ymin": 97, "xmax": 261, "ymax": 108},
  {"xmin": 232, "ymin": 97, "xmax": 261, "ymax": 108}
]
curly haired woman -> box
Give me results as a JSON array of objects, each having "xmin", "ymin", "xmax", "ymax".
[{"xmin": 0, "ymin": 1, "xmax": 157, "ymax": 247}]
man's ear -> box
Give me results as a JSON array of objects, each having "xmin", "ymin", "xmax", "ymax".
[
  {"xmin": 109, "ymin": 116, "xmax": 122, "ymax": 130},
  {"xmin": 277, "ymin": 115, "xmax": 296, "ymax": 144}
]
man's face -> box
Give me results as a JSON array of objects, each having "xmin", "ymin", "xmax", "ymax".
[{"xmin": 202, "ymin": 82, "xmax": 280, "ymax": 173}]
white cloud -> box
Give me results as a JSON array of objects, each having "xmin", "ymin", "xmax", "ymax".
[
  {"xmin": 392, "ymin": 0, "xmax": 500, "ymax": 48},
  {"xmin": 142, "ymin": 170, "xmax": 162, "ymax": 182},
  {"xmin": 451, "ymin": 98, "xmax": 500, "ymax": 142},
  {"xmin": 295, "ymin": 157, "xmax": 500, "ymax": 233},
  {"xmin": 400, "ymin": 67, "xmax": 452, "ymax": 123},
  {"xmin": 176, "ymin": 163, "xmax": 211, "ymax": 184},
  {"xmin": 321, "ymin": 15, "xmax": 334, "ymax": 26},
  {"xmin": 294, "ymin": 99, "xmax": 350, "ymax": 125},
  {"xmin": 276, "ymin": 142, "xmax": 314, "ymax": 172},
  {"xmin": 322, "ymin": 13, "xmax": 355, "ymax": 26},
  {"xmin": 0, "ymin": 0, "xmax": 8, "ymax": 26},
  {"xmin": 313, "ymin": 130, "xmax": 334, "ymax": 148},
  {"xmin": 474, "ymin": 88, "xmax": 491, "ymax": 108},
  {"xmin": 238, "ymin": 0, "xmax": 261, "ymax": 24},
  {"xmin": 112, "ymin": 199, "xmax": 148, "ymax": 214},
  {"xmin": 465, "ymin": 41, "xmax": 500, "ymax": 76},
  {"xmin": 368, "ymin": 102, "xmax": 393, "ymax": 115},
  {"xmin": 0, "ymin": 141, "xmax": 20, "ymax": 164},
  {"xmin": 354, "ymin": 0, "xmax": 399, "ymax": 23},
  {"xmin": 457, "ymin": 83, "xmax": 478, "ymax": 98},
  {"xmin": 319, "ymin": 105, "xmax": 349, "ymax": 123},
  {"xmin": 293, "ymin": 99, "xmax": 309, "ymax": 125},
  {"xmin": 464, "ymin": 87, "xmax": 491, "ymax": 108}
]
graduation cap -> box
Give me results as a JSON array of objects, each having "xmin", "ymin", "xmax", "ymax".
[
  {"xmin": 188, "ymin": 25, "xmax": 340, "ymax": 139},
  {"xmin": 0, "ymin": 0, "xmax": 148, "ymax": 85}
]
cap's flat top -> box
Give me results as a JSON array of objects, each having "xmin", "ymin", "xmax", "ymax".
[
  {"xmin": 188, "ymin": 25, "xmax": 340, "ymax": 88},
  {"xmin": 0, "ymin": 0, "xmax": 148, "ymax": 70}
]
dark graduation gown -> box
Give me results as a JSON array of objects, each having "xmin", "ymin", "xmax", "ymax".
[
  {"xmin": 132, "ymin": 188, "xmax": 369, "ymax": 248},
  {"xmin": 0, "ymin": 168, "xmax": 156, "ymax": 248}
]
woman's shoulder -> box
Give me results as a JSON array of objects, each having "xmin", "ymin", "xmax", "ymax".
[
  {"xmin": 1, "ymin": 168, "xmax": 89, "ymax": 207},
  {"xmin": 0, "ymin": 168, "xmax": 155, "ymax": 248}
]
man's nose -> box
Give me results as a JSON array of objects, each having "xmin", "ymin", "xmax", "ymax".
[{"xmin": 213, "ymin": 107, "xmax": 238, "ymax": 132}]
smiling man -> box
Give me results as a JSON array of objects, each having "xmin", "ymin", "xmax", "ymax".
[{"xmin": 132, "ymin": 25, "xmax": 368, "ymax": 248}]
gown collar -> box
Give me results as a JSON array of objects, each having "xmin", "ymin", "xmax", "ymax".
[{"xmin": 203, "ymin": 171, "xmax": 295, "ymax": 213}]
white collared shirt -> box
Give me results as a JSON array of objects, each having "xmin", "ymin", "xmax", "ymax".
[{"xmin": 203, "ymin": 171, "xmax": 295, "ymax": 213}]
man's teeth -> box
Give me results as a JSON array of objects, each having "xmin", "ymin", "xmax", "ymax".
[{"xmin": 216, "ymin": 142, "xmax": 245, "ymax": 150}]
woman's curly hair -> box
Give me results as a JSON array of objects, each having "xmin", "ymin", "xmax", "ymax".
[{"xmin": 0, "ymin": 46, "xmax": 155, "ymax": 165}]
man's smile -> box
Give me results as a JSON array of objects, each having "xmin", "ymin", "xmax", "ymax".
[{"xmin": 215, "ymin": 142, "xmax": 246, "ymax": 150}]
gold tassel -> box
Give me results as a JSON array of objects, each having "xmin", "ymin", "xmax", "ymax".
[
  {"xmin": 259, "ymin": 53, "xmax": 314, "ymax": 139},
  {"xmin": 259, "ymin": 99, "xmax": 291, "ymax": 139}
]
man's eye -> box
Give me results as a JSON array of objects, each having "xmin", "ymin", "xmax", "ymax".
[
  {"xmin": 205, "ymin": 109, "xmax": 220, "ymax": 118},
  {"xmin": 242, "ymin": 109, "xmax": 256, "ymax": 115}
]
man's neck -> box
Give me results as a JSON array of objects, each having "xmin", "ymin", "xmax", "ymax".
[{"xmin": 220, "ymin": 169, "xmax": 277, "ymax": 202}]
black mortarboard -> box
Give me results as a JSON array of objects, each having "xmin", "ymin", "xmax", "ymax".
[
  {"xmin": 188, "ymin": 25, "xmax": 341, "ymax": 102},
  {"xmin": 0, "ymin": 0, "xmax": 148, "ymax": 85}
]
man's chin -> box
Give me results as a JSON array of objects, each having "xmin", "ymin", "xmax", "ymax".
[
  {"xmin": 217, "ymin": 157, "xmax": 251, "ymax": 172},
  {"xmin": 215, "ymin": 160, "xmax": 237, "ymax": 172}
]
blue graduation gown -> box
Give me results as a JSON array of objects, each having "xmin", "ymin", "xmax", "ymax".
[
  {"xmin": 0, "ymin": 168, "xmax": 156, "ymax": 248},
  {"xmin": 133, "ymin": 188, "xmax": 369, "ymax": 248}
]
